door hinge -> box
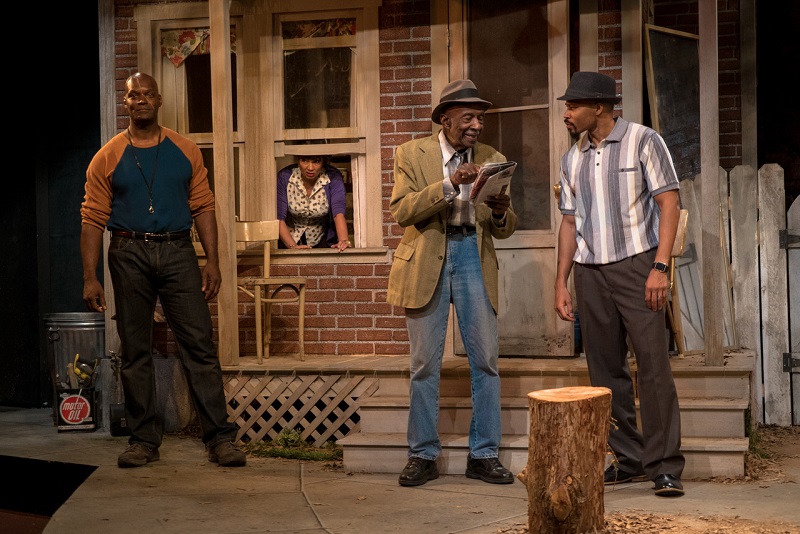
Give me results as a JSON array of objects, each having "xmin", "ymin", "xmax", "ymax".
[
  {"xmin": 783, "ymin": 353, "xmax": 800, "ymax": 372},
  {"xmin": 778, "ymin": 229, "xmax": 800, "ymax": 249}
]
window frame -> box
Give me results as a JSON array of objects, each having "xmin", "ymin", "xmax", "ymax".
[
  {"xmin": 134, "ymin": 1, "xmax": 387, "ymax": 265},
  {"xmin": 134, "ymin": 8, "xmax": 246, "ymax": 220},
  {"xmin": 269, "ymin": 3, "xmax": 384, "ymax": 258}
]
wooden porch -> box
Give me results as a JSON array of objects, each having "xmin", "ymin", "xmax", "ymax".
[{"xmin": 221, "ymin": 350, "xmax": 754, "ymax": 480}]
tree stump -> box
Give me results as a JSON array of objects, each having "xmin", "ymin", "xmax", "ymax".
[{"xmin": 517, "ymin": 386, "xmax": 612, "ymax": 533}]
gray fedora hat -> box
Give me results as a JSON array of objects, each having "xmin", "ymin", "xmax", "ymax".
[
  {"xmin": 431, "ymin": 79, "xmax": 492, "ymax": 124},
  {"xmin": 557, "ymin": 71, "xmax": 621, "ymax": 103}
]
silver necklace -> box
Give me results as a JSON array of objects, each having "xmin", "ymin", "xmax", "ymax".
[{"xmin": 126, "ymin": 127, "xmax": 162, "ymax": 214}]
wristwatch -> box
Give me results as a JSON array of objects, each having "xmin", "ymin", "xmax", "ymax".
[{"xmin": 652, "ymin": 261, "xmax": 669, "ymax": 273}]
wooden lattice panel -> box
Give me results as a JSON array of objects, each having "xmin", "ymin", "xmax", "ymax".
[{"xmin": 223, "ymin": 374, "xmax": 379, "ymax": 446}]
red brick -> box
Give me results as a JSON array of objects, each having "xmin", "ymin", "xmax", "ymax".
[
  {"xmin": 357, "ymin": 330, "xmax": 393, "ymax": 341},
  {"xmin": 376, "ymin": 343, "xmax": 409, "ymax": 354}
]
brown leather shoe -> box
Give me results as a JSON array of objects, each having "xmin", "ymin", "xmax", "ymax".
[
  {"xmin": 118, "ymin": 442, "xmax": 159, "ymax": 468},
  {"xmin": 398, "ymin": 457, "xmax": 438, "ymax": 487},
  {"xmin": 208, "ymin": 441, "xmax": 246, "ymax": 467},
  {"xmin": 465, "ymin": 456, "xmax": 514, "ymax": 484}
]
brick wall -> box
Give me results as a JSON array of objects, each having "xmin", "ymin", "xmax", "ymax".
[{"xmin": 598, "ymin": 1, "xmax": 623, "ymax": 87}]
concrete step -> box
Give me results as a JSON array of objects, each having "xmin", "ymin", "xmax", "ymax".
[
  {"xmin": 337, "ymin": 432, "xmax": 748, "ymax": 480},
  {"xmin": 357, "ymin": 396, "xmax": 749, "ymax": 439}
]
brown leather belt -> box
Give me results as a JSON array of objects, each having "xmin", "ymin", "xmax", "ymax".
[
  {"xmin": 111, "ymin": 230, "xmax": 191, "ymax": 242},
  {"xmin": 445, "ymin": 225, "xmax": 476, "ymax": 236}
]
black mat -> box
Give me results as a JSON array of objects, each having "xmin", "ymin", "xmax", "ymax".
[{"xmin": 0, "ymin": 455, "xmax": 96, "ymax": 519}]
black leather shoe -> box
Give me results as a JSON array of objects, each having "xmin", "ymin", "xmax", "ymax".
[
  {"xmin": 604, "ymin": 465, "xmax": 648, "ymax": 485},
  {"xmin": 465, "ymin": 456, "xmax": 515, "ymax": 484},
  {"xmin": 398, "ymin": 457, "xmax": 438, "ymax": 487},
  {"xmin": 654, "ymin": 474, "xmax": 684, "ymax": 497}
]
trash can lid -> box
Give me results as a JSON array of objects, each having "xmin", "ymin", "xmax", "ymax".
[{"xmin": 44, "ymin": 313, "xmax": 105, "ymax": 326}]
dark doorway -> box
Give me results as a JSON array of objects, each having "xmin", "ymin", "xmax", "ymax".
[{"xmin": 757, "ymin": 2, "xmax": 800, "ymax": 211}]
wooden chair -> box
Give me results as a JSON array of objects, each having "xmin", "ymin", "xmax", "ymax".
[
  {"xmin": 666, "ymin": 209, "xmax": 689, "ymax": 358},
  {"xmin": 235, "ymin": 220, "xmax": 307, "ymax": 363}
]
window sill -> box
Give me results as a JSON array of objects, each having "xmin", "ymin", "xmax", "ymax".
[
  {"xmin": 271, "ymin": 247, "xmax": 391, "ymax": 264},
  {"xmin": 194, "ymin": 243, "xmax": 391, "ymax": 265}
]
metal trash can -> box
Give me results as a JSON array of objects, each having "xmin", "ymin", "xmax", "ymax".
[
  {"xmin": 45, "ymin": 313, "xmax": 105, "ymax": 384},
  {"xmin": 44, "ymin": 313, "xmax": 105, "ymax": 429}
]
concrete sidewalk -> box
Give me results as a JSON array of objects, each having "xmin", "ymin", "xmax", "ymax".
[{"xmin": 1, "ymin": 407, "xmax": 798, "ymax": 533}]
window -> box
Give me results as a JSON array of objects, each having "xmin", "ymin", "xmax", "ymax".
[
  {"xmin": 272, "ymin": 6, "xmax": 382, "ymax": 253},
  {"xmin": 134, "ymin": 9, "xmax": 245, "ymax": 218},
  {"xmin": 134, "ymin": 1, "xmax": 385, "ymax": 261},
  {"xmin": 282, "ymin": 18, "xmax": 355, "ymax": 130}
]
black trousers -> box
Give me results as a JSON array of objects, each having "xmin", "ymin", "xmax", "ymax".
[
  {"xmin": 574, "ymin": 249, "xmax": 685, "ymax": 479},
  {"xmin": 108, "ymin": 236, "xmax": 239, "ymax": 448}
]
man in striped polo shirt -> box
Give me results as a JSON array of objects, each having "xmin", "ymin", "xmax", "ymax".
[{"xmin": 553, "ymin": 72, "xmax": 685, "ymax": 497}]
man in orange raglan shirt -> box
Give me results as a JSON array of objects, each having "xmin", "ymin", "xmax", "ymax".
[{"xmin": 81, "ymin": 72, "xmax": 246, "ymax": 469}]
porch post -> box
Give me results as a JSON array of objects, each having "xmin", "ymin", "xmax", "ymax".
[
  {"xmin": 209, "ymin": 0, "xmax": 239, "ymax": 365},
  {"xmin": 698, "ymin": 1, "xmax": 723, "ymax": 366}
]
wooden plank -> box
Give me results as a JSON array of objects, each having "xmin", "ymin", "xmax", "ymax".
[
  {"xmin": 758, "ymin": 164, "xmax": 791, "ymax": 425},
  {"xmin": 676, "ymin": 176, "xmax": 736, "ymax": 353},
  {"xmin": 729, "ymin": 166, "xmax": 759, "ymax": 353},
  {"xmin": 621, "ymin": 0, "xmax": 643, "ymax": 123},
  {"xmin": 241, "ymin": 10, "xmax": 270, "ymax": 220},
  {"xmin": 698, "ymin": 2, "xmax": 723, "ymax": 366},
  {"xmin": 360, "ymin": 5, "xmax": 384, "ymax": 247},
  {"xmin": 786, "ymin": 197, "xmax": 799, "ymax": 424},
  {"xmin": 98, "ymin": 0, "xmax": 120, "ymax": 356},
  {"xmin": 549, "ymin": 0, "xmax": 573, "ymax": 353},
  {"xmin": 677, "ymin": 179, "xmax": 704, "ymax": 351},
  {"xmin": 729, "ymin": 165, "xmax": 761, "ymax": 425},
  {"xmin": 578, "ymin": 0, "xmax": 598, "ymax": 72},
  {"xmin": 209, "ymin": 0, "xmax": 239, "ymax": 365},
  {"xmin": 719, "ymin": 167, "xmax": 737, "ymax": 347}
]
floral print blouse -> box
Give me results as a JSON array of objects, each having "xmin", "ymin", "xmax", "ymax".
[{"xmin": 285, "ymin": 167, "xmax": 331, "ymax": 247}]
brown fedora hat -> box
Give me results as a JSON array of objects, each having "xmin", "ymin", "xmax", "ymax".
[
  {"xmin": 431, "ymin": 79, "xmax": 492, "ymax": 124},
  {"xmin": 557, "ymin": 71, "xmax": 621, "ymax": 103}
]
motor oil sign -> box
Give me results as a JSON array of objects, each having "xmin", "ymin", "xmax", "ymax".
[{"xmin": 57, "ymin": 389, "xmax": 97, "ymax": 432}]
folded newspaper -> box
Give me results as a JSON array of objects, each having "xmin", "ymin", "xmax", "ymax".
[{"xmin": 469, "ymin": 161, "xmax": 517, "ymax": 205}]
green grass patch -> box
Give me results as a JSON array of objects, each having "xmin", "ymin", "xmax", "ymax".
[
  {"xmin": 745, "ymin": 411, "xmax": 771, "ymax": 460},
  {"xmin": 242, "ymin": 428, "xmax": 343, "ymax": 461}
]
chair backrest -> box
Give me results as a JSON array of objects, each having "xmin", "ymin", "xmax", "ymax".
[
  {"xmin": 671, "ymin": 209, "xmax": 689, "ymax": 258},
  {"xmin": 236, "ymin": 220, "xmax": 280, "ymax": 277}
]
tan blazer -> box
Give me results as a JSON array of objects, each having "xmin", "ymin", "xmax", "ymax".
[{"xmin": 387, "ymin": 133, "xmax": 517, "ymax": 311}]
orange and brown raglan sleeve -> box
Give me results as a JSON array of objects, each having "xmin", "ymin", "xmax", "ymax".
[
  {"xmin": 164, "ymin": 128, "xmax": 216, "ymax": 218},
  {"xmin": 81, "ymin": 133, "xmax": 127, "ymax": 231}
]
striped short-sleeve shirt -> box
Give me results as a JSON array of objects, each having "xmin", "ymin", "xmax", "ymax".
[{"xmin": 559, "ymin": 118, "xmax": 679, "ymax": 265}]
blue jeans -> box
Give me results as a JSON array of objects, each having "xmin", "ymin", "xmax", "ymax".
[
  {"xmin": 108, "ymin": 235, "xmax": 238, "ymax": 448},
  {"xmin": 404, "ymin": 232, "xmax": 501, "ymax": 460}
]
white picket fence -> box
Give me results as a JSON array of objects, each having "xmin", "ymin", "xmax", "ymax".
[{"xmin": 673, "ymin": 164, "xmax": 796, "ymax": 425}]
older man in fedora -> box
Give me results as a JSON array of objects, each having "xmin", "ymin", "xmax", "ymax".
[
  {"xmin": 553, "ymin": 71, "xmax": 685, "ymax": 497},
  {"xmin": 388, "ymin": 79, "xmax": 517, "ymax": 487}
]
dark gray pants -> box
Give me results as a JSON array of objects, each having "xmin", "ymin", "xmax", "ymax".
[{"xmin": 574, "ymin": 249, "xmax": 685, "ymax": 479}]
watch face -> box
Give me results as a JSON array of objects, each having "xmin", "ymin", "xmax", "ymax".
[{"xmin": 653, "ymin": 262, "xmax": 668, "ymax": 273}]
